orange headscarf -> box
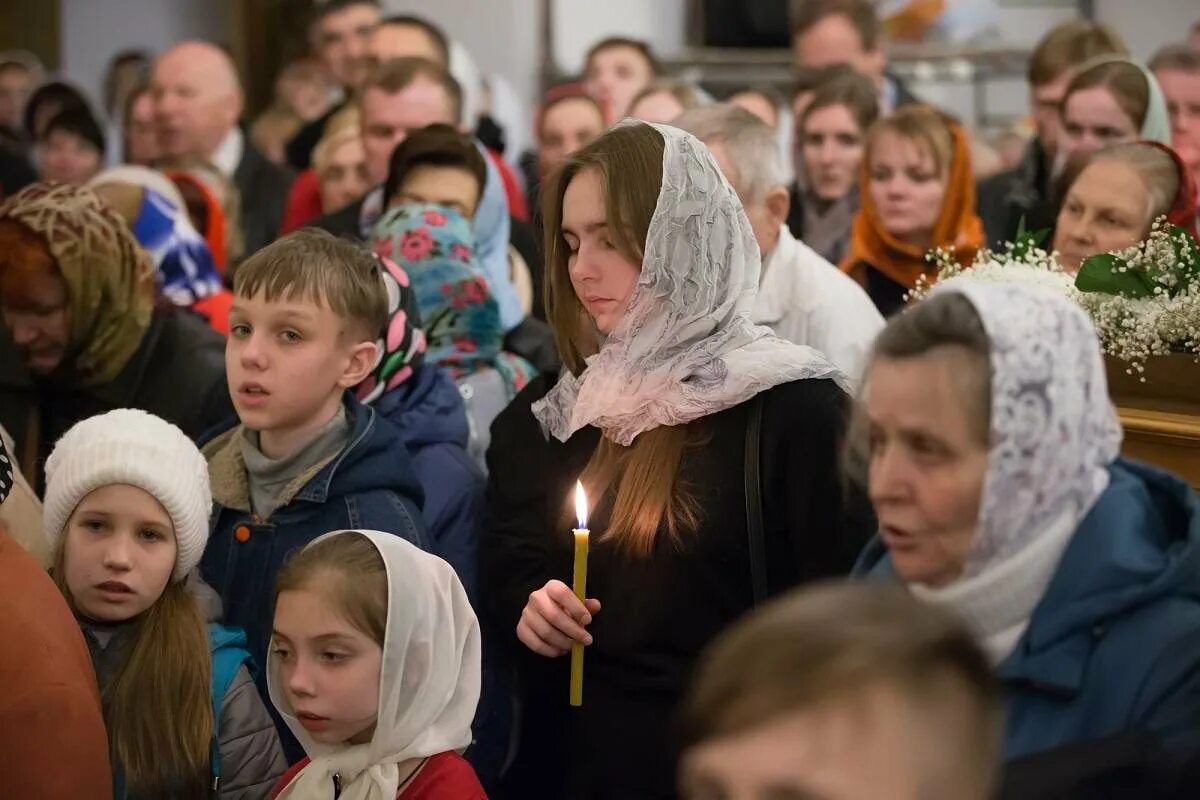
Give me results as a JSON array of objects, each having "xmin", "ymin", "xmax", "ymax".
[
  {"xmin": 165, "ymin": 169, "xmax": 231, "ymax": 274},
  {"xmin": 842, "ymin": 109, "xmax": 985, "ymax": 290}
]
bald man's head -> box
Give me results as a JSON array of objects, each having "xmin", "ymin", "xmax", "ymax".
[{"xmin": 152, "ymin": 41, "xmax": 244, "ymax": 160}]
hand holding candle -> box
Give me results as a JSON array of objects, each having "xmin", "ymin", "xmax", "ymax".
[{"xmin": 571, "ymin": 480, "xmax": 590, "ymax": 707}]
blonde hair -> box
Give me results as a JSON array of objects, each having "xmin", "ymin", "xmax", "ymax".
[
  {"xmin": 630, "ymin": 79, "xmax": 704, "ymax": 116},
  {"xmin": 541, "ymin": 122, "xmax": 703, "ymax": 556},
  {"xmin": 312, "ymin": 107, "xmax": 362, "ymax": 176},
  {"xmin": 276, "ymin": 532, "xmax": 388, "ymax": 645},
  {"xmin": 53, "ymin": 542, "xmax": 213, "ymax": 799},
  {"xmin": 866, "ymin": 105, "xmax": 956, "ymax": 179},
  {"xmin": 234, "ymin": 228, "xmax": 388, "ymax": 341}
]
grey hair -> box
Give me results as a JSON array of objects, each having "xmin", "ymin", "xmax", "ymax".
[
  {"xmin": 1086, "ymin": 142, "xmax": 1180, "ymax": 227},
  {"xmin": 674, "ymin": 103, "xmax": 784, "ymax": 204}
]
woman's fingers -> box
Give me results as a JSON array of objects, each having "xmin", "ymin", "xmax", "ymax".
[
  {"xmin": 516, "ymin": 614, "xmax": 568, "ymax": 657},
  {"xmin": 532, "ymin": 587, "xmax": 594, "ymax": 644},
  {"xmin": 544, "ymin": 580, "xmax": 592, "ymax": 623}
]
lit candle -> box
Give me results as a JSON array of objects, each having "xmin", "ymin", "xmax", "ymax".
[{"xmin": 570, "ymin": 480, "xmax": 590, "ymax": 707}]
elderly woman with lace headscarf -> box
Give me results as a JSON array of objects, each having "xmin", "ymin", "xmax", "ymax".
[
  {"xmin": 0, "ymin": 183, "xmax": 234, "ymax": 492},
  {"xmin": 853, "ymin": 280, "xmax": 1200, "ymax": 765},
  {"xmin": 481, "ymin": 121, "xmax": 875, "ymax": 799}
]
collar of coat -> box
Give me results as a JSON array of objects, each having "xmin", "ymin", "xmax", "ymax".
[{"xmin": 203, "ymin": 400, "xmax": 376, "ymax": 516}]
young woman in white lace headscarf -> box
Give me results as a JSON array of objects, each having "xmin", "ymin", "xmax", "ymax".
[
  {"xmin": 268, "ymin": 530, "xmax": 485, "ymax": 799},
  {"xmin": 854, "ymin": 279, "xmax": 1200, "ymax": 764},
  {"xmin": 482, "ymin": 120, "xmax": 874, "ymax": 799}
]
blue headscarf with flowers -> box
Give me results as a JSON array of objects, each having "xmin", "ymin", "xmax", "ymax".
[{"xmin": 371, "ymin": 203, "xmax": 532, "ymax": 400}]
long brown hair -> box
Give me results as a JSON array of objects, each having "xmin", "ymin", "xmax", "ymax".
[
  {"xmin": 53, "ymin": 544, "xmax": 213, "ymax": 799},
  {"xmin": 541, "ymin": 122, "xmax": 701, "ymax": 557},
  {"xmin": 276, "ymin": 531, "xmax": 388, "ymax": 646}
]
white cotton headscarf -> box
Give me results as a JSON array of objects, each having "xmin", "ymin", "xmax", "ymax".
[
  {"xmin": 933, "ymin": 279, "xmax": 1124, "ymax": 578},
  {"xmin": 533, "ymin": 121, "xmax": 848, "ymax": 446},
  {"xmin": 268, "ymin": 530, "xmax": 482, "ymax": 800}
]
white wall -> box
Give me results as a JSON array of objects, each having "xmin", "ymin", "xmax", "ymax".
[{"xmin": 59, "ymin": 0, "xmax": 231, "ymax": 116}]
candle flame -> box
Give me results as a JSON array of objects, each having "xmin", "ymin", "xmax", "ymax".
[{"xmin": 575, "ymin": 480, "xmax": 588, "ymax": 529}]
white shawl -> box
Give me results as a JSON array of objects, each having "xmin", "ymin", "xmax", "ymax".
[
  {"xmin": 533, "ymin": 121, "xmax": 847, "ymax": 446},
  {"xmin": 269, "ymin": 530, "xmax": 482, "ymax": 800}
]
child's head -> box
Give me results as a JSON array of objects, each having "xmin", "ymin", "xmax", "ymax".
[
  {"xmin": 678, "ymin": 583, "xmax": 1001, "ymax": 800},
  {"xmin": 229, "ymin": 230, "xmax": 386, "ymax": 445},
  {"xmin": 382, "ymin": 123, "xmax": 488, "ymax": 219},
  {"xmin": 45, "ymin": 408, "xmax": 212, "ymax": 621},
  {"xmin": 269, "ymin": 529, "xmax": 480, "ymax": 760},
  {"xmin": 45, "ymin": 409, "xmax": 215, "ymax": 797}
]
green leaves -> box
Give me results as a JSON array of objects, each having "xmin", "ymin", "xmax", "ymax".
[{"xmin": 1074, "ymin": 223, "xmax": 1200, "ymax": 300}]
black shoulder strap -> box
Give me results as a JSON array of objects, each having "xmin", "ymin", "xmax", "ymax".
[{"xmin": 744, "ymin": 392, "xmax": 767, "ymax": 606}]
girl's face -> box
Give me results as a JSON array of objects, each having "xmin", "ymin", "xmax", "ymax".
[
  {"xmin": 867, "ymin": 131, "xmax": 947, "ymax": 247},
  {"xmin": 319, "ymin": 138, "xmax": 371, "ymax": 214},
  {"xmin": 1060, "ymin": 87, "xmax": 1139, "ymax": 164},
  {"xmin": 273, "ymin": 585, "xmax": 384, "ymax": 745},
  {"xmin": 63, "ymin": 484, "xmax": 177, "ymax": 622},
  {"xmin": 1053, "ymin": 160, "xmax": 1152, "ymax": 272},
  {"xmin": 802, "ymin": 103, "xmax": 865, "ymax": 202},
  {"xmin": 865, "ymin": 350, "xmax": 989, "ymax": 588},
  {"xmin": 561, "ymin": 167, "xmax": 642, "ymax": 336}
]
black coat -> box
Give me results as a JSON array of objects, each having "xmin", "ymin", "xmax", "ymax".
[
  {"xmin": 234, "ymin": 142, "xmax": 294, "ymax": 257},
  {"xmin": 482, "ymin": 373, "xmax": 873, "ymax": 799},
  {"xmin": 310, "ymin": 194, "xmax": 366, "ymax": 241},
  {"xmin": 977, "ymin": 139, "xmax": 1060, "ymax": 248},
  {"xmin": 0, "ymin": 309, "xmax": 235, "ymax": 492}
]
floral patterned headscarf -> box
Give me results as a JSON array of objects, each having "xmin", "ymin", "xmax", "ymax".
[
  {"xmin": 371, "ymin": 203, "xmax": 532, "ymax": 400},
  {"xmin": 0, "ymin": 182, "xmax": 156, "ymax": 385}
]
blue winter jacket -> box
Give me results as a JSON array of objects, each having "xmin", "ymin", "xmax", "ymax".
[
  {"xmin": 855, "ymin": 458, "xmax": 1200, "ymax": 760},
  {"xmin": 374, "ymin": 364, "xmax": 486, "ymax": 599},
  {"xmin": 199, "ymin": 395, "xmax": 427, "ymax": 713}
]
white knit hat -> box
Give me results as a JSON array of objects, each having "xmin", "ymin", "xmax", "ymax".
[{"xmin": 44, "ymin": 409, "xmax": 212, "ymax": 582}]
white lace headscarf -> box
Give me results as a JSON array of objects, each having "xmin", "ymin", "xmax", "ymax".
[
  {"xmin": 269, "ymin": 530, "xmax": 482, "ymax": 800},
  {"xmin": 533, "ymin": 121, "xmax": 848, "ymax": 446},
  {"xmin": 931, "ymin": 279, "xmax": 1124, "ymax": 578}
]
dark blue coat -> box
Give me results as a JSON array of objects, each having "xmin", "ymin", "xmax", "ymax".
[
  {"xmin": 375, "ymin": 364, "xmax": 485, "ymax": 599},
  {"xmin": 199, "ymin": 396, "xmax": 427, "ymax": 716},
  {"xmin": 856, "ymin": 459, "xmax": 1200, "ymax": 760}
]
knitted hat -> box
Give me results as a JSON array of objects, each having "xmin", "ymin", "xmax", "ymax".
[{"xmin": 44, "ymin": 409, "xmax": 212, "ymax": 582}]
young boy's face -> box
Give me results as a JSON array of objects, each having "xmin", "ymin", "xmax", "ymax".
[
  {"xmin": 227, "ymin": 291, "xmax": 376, "ymax": 452},
  {"xmin": 388, "ymin": 164, "xmax": 481, "ymax": 219}
]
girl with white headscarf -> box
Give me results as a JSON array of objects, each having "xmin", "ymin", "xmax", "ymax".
[
  {"xmin": 268, "ymin": 530, "xmax": 485, "ymax": 799},
  {"xmin": 483, "ymin": 120, "xmax": 874, "ymax": 798},
  {"xmin": 854, "ymin": 280, "xmax": 1200, "ymax": 764}
]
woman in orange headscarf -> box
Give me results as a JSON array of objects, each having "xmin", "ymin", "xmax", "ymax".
[{"xmin": 842, "ymin": 105, "xmax": 985, "ymax": 316}]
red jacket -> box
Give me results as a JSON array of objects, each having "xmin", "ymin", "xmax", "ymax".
[
  {"xmin": 0, "ymin": 531, "xmax": 112, "ymax": 798},
  {"xmin": 272, "ymin": 751, "xmax": 486, "ymax": 799}
]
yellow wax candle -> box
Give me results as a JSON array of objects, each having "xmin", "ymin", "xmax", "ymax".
[{"xmin": 570, "ymin": 481, "xmax": 590, "ymax": 707}]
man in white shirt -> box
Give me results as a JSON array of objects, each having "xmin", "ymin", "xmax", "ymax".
[
  {"xmin": 152, "ymin": 41, "xmax": 294, "ymax": 258},
  {"xmin": 676, "ymin": 104, "xmax": 883, "ymax": 384}
]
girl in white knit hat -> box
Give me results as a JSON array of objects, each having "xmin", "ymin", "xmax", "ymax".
[
  {"xmin": 44, "ymin": 408, "xmax": 287, "ymax": 800},
  {"xmin": 267, "ymin": 529, "xmax": 485, "ymax": 799}
]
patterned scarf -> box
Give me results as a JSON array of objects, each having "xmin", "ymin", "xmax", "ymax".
[
  {"xmin": 355, "ymin": 252, "xmax": 427, "ymax": 404},
  {"xmin": 0, "ymin": 182, "xmax": 155, "ymax": 386},
  {"xmin": 131, "ymin": 188, "xmax": 224, "ymax": 306},
  {"xmin": 370, "ymin": 203, "xmax": 532, "ymax": 400}
]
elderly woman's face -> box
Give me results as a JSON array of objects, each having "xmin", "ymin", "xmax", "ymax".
[
  {"xmin": 865, "ymin": 349, "xmax": 989, "ymax": 587},
  {"xmin": 1053, "ymin": 160, "xmax": 1151, "ymax": 272},
  {"xmin": 0, "ymin": 256, "xmax": 71, "ymax": 375},
  {"xmin": 562, "ymin": 167, "xmax": 641, "ymax": 335}
]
